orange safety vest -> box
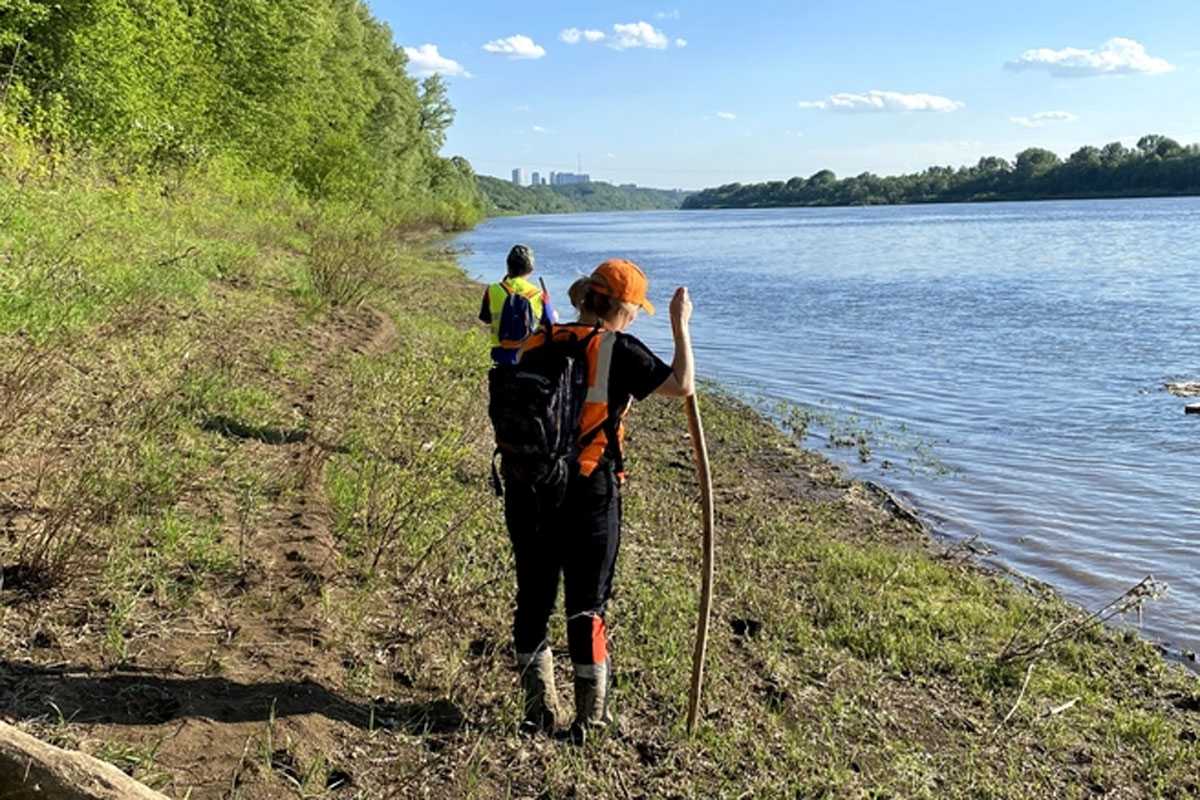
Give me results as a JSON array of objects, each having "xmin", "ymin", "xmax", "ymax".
[{"xmin": 520, "ymin": 323, "xmax": 626, "ymax": 479}]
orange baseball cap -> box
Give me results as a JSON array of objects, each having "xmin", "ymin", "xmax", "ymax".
[{"xmin": 590, "ymin": 259, "xmax": 655, "ymax": 315}]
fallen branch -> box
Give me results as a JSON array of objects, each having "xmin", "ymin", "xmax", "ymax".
[{"xmin": 0, "ymin": 719, "xmax": 170, "ymax": 799}]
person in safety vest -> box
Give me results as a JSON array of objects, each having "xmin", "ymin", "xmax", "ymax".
[
  {"xmin": 502, "ymin": 258, "xmax": 694, "ymax": 743},
  {"xmin": 479, "ymin": 244, "xmax": 555, "ymax": 365}
]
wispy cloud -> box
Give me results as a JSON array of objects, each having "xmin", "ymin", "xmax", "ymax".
[
  {"xmin": 531, "ymin": 125, "xmax": 550, "ymax": 134},
  {"xmin": 715, "ymin": 111, "xmax": 737, "ymax": 120},
  {"xmin": 1009, "ymin": 110, "xmax": 1078, "ymax": 128},
  {"xmin": 560, "ymin": 27, "xmax": 605, "ymax": 44},
  {"xmin": 1006, "ymin": 38, "xmax": 1173, "ymax": 77},
  {"xmin": 611, "ymin": 21, "xmax": 670, "ymax": 50},
  {"xmin": 402, "ymin": 44, "xmax": 471, "ymax": 78},
  {"xmin": 655, "ymin": 9, "xmax": 681, "ymax": 20},
  {"xmin": 560, "ymin": 21, "xmax": 685, "ymax": 51},
  {"xmin": 799, "ymin": 90, "xmax": 964, "ymax": 113},
  {"xmin": 482, "ymin": 34, "xmax": 546, "ymax": 60}
]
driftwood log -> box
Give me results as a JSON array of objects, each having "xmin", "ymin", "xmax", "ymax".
[
  {"xmin": 0, "ymin": 720, "xmax": 170, "ymax": 800},
  {"xmin": 1166, "ymin": 381, "xmax": 1200, "ymax": 397}
]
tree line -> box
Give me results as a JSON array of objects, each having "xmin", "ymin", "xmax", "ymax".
[
  {"xmin": 477, "ymin": 175, "xmax": 686, "ymax": 215},
  {"xmin": 0, "ymin": 0, "xmax": 482, "ymax": 228},
  {"xmin": 682, "ymin": 135, "xmax": 1200, "ymax": 210}
]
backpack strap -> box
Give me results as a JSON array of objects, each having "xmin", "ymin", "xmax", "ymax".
[{"xmin": 490, "ymin": 448, "xmax": 504, "ymax": 497}]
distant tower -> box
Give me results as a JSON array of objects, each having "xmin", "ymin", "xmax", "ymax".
[
  {"xmin": 549, "ymin": 171, "xmax": 557, "ymax": 185},
  {"xmin": 511, "ymin": 168, "xmax": 524, "ymax": 186},
  {"xmin": 531, "ymin": 171, "xmax": 540, "ymax": 186}
]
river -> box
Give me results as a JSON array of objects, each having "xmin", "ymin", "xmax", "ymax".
[{"xmin": 457, "ymin": 198, "xmax": 1200, "ymax": 659}]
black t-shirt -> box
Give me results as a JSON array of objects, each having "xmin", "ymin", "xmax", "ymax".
[
  {"xmin": 609, "ymin": 332, "xmax": 673, "ymax": 409},
  {"xmin": 603, "ymin": 332, "xmax": 673, "ymax": 462}
]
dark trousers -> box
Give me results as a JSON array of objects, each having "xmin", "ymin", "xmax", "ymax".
[{"xmin": 504, "ymin": 464, "xmax": 621, "ymax": 668}]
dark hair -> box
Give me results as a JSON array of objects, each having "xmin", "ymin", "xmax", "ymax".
[
  {"xmin": 581, "ymin": 287, "xmax": 615, "ymax": 318},
  {"xmin": 506, "ymin": 244, "xmax": 534, "ymax": 277}
]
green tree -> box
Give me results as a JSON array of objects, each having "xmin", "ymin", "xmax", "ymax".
[
  {"xmin": 418, "ymin": 74, "xmax": 455, "ymax": 152},
  {"xmin": 1100, "ymin": 142, "xmax": 1130, "ymax": 168},
  {"xmin": 1136, "ymin": 134, "xmax": 1183, "ymax": 159},
  {"xmin": 0, "ymin": 0, "xmax": 483, "ymax": 228},
  {"xmin": 808, "ymin": 169, "xmax": 836, "ymax": 186},
  {"xmin": 1068, "ymin": 146, "xmax": 1101, "ymax": 168},
  {"xmin": 976, "ymin": 156, "xmax": 1012, "ymax": 174},
  {"xmin": 1014, "ymin": 148, "xmax": 1060, "ymax": 179}
]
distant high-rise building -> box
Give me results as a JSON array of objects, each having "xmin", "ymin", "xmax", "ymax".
[
  {"xmin": 549, "ymin": 171, "xmax": 556, "ymax": 185},
  {"xmin": 552, "ymin": 172, "xmax": 590, "ymax": 185},
  {"xmin": 511, "ymin": 168, "xmax": 524, "ymax": 186},
  {"xmin": 531, "ymin": 171, "xmax": 540, "ymax": 186}
]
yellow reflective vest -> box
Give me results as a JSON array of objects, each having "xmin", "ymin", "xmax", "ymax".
[{"xmin": 486, "ymin": 276, "xmax": 546, "ymax": 349}]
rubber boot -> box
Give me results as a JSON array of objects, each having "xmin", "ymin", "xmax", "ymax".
[
  {"xmin": 517, "ymin": 647, "xmax": 564, "ymax": 734},
  {"xmin": 569, "ymin": 660, "xmax": 613, "ymax": 745}
]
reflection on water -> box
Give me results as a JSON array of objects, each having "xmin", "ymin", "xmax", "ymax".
[{"xmin": 458, "ymin": 198, "xmax": 1200, "ymax": 656}]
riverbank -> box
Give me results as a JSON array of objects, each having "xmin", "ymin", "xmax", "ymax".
[
  {"xmin": 681, "ymin": 135, "xmax": 1200, "ymax": 211},
  {"xmin": 477, "ymin": 175, "xmax": 686, "ymax": 216},
  {"xmin": 1, "ymin": 164, "xmax": 1197, "ymax": 797}
]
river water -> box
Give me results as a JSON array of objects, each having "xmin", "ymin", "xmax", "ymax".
[{"xmin": 457, "ymin": 199, "xmax": 1200, "ymax": 658}]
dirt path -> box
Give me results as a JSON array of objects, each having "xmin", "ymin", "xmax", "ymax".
[{"xmin": 2, "ymin": 303, "xmax": 402, "ymax": 798}]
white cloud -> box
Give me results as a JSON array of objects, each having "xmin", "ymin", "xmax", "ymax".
[
  {"xmin": 402, "ymin": 44, "xmax": 471, "ymax": 78},
  {"xmin": 1009, "ymin": 110, "xmax": 1078, "ymax": 128},
  {"xmin": 482, "ymin": 34, "xmax": 546, "ymax": 60},
  {"xmin": 716, "ymin": 111, "xmax": 737, "ymax": 120},
  {"xmin": 655, "ymin": 9, "xmax": 681, "ymax": 20},
  {"xmin": 675, "ymin": 37, "xmax": 688, "ymax": 48},
  {"xmin": 531, "ymin": 125, "xmax": 549, "ymax": 134},
  {"xmin": 514, "ymin": 104, "xmax": 531, "ymax": 112},
  {"xmin": 798, "ymin": 90, "xmax": 965, "ymax": 113},
  {"xmin": 610, "ymin": 21, "xmax": 669, "ymax": 50},
  {"xmin": 1006, "ymin": 37, "xmax": 1174, "ymax": 77},
  {"xmin": 561, "ymin": 27, "xmax": 607, "ymax": 44},
  {"xmin": 606, "ymin": 152, "xmax": 617, "ymax": 159}
]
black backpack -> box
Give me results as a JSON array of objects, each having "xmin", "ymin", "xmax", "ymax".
[{"xmin": 488, "ymin": 323, "xmax": 613, "ymax": 500}]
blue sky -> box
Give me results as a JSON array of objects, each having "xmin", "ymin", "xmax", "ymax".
[{"xmin": 374, "ymin": 1, "xmax": 1200, "ymax": 189}]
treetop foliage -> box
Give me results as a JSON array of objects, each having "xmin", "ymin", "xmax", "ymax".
[
  {"xmin": 0, "ymin": 0, "xmax": 482, "ymax": 228},
  {"xmin": 683, "ymin": 136, "xmax": 1200, "ymax": 210}
]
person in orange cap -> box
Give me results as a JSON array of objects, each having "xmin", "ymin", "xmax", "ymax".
[{"xmin": 502, "ymin": 258, "xmax": 694, "ymax": 742}]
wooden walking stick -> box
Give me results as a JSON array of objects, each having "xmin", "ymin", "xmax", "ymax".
[{"xmin": 685, "ymin": 392, "xmax": 715, "ymax": 736}]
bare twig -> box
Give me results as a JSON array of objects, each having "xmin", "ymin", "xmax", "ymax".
[
  {"xmin": 989, "ymin": 661, "xmax": 1035, "ymax": 739},
  {"xmin": 999, "ymin": 575, "xmax": 1166, "ymax": 664},
  {"xmin": 394, "ymin": 497, "xmax": 487, "ymax": 590},
  {"xmin": 1040, "ymin": 697, "xmax": 1080, "ymax": 719}
]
